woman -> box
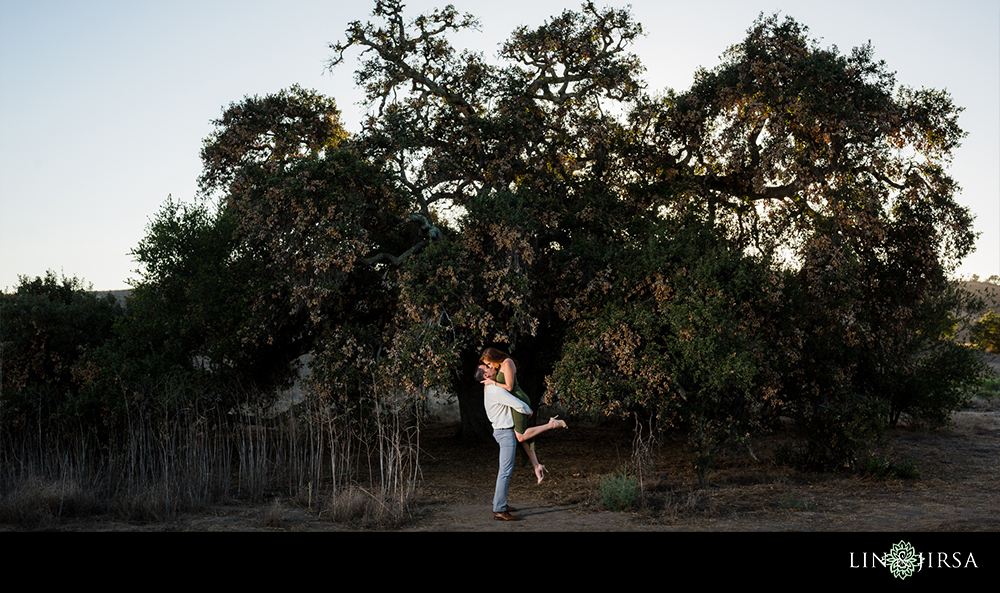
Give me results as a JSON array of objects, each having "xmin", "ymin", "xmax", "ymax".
[{"xmin": 479, "ymin": 347, "xmax": 568, "ymax": 484}]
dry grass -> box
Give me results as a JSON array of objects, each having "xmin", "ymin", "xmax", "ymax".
[
  {"xmin": 318, "ymin": 485, "xmax": 416, "ymax": 528},
  {"xmin": 0, "ymin": 396, "xmax": 422, "ymax": 530},
  {"xmin": 0, "ymin": 476, "xmax": 104, "ymax": 529},
  {"xmin": 259, "ymin": 500, "xmax": 287, "ymax": 528}
]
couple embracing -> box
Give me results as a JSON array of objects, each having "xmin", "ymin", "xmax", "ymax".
[{"xmin": 475, "ymin": 347, "xmax": 568, "ymax": 521}]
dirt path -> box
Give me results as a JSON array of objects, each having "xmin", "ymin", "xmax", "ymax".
[{"xmin": 397, "ymin": 393, "xmax": 1000, "ymax": 532}]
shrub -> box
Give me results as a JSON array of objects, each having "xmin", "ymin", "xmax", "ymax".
[
  {"xmin": 1, "ymin": 271, "xmax": 122, "ymax": 433},
  {"xmin": 860, "ymin": 456, "xmax": 921, "ymax": 480},
  {"xmin": 778, "ymin": 493, "xmax": 816, "ymax": 512},
  {"xmin": 971, "ymin": 311, "xmax": 1000, "ymax": 353},
  {"xmin": 599, "ymin": 471, "xmax": 640, "ymax": 511}
]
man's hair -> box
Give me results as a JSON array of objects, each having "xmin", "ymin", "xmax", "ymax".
[{"xmin": 474, "ymin": 366, "xmax": 487, "ymax": 383}]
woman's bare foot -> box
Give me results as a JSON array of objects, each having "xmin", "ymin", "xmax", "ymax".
[
  {"xmin": 535, "ymin": 464, "xmax": 547, "ymax": 484},
  {"xmin": 548, "ymin": 416, "xmax": 568, "ymax": 429}
]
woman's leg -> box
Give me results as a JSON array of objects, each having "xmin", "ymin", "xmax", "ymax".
[
  {"xmin": 514, "ymin": 416, "xmax": 568, "ymax": 441},
  {"xmin": 522, "ymin": 443, "xmax": 541, "ymax": 467},
  {"xmin": 520, "ymin": 442, "xmax": 546, "ymax": 484},
  {"xmin": 515, "ymin": 418, "xmax": 568, "ymax": 485},
  {"xmin": 512, "ymin": 409, "xmax": 545, "ymax": 482},
  {"xmin": 513, "ymin": 419, "xmax": 540, "ymax": 469}
]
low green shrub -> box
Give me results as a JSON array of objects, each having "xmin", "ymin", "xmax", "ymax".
[
  {"xmin": 778, "ymin": 493, "xmax": 816, "ymax": 512},
  {"xmin": 860, "ymin": 456, "xmax": 921, "ymax": 480},
  {"xmin": 598, "ymin": 471, "xmax": 640, "ymax": 511}
]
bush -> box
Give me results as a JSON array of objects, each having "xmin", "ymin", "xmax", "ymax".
[
  {"xmin": 971, "ymin": 311, "xmax": 1000, "ymax": 353},
  {"xmin": 598, "ymin": 471, "xmax": 640, "ymax": 511},
  {"xmin": 778, "ymin": 493, "xmax": 816, "ymax": 512},
  {"xmin": 0, "ymin": 476, "xmax": 105, "ymax": 529},
  {"xmin": 882, "ymin": 340, "xmax": 987, "ymax": 427},
  {"xmin": 859, "ymin": 456, "xmax": 921, "ymax": 480},
  {"xmin": 1, "ymin": 271, "xmax": 122, "ymax": 432}
]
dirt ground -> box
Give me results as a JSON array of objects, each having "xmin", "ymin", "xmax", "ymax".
[
  {"xmin": 400, "ymin": 394, "xmax": 1000, "ymax": 532},
  {"xmin": 408, "ymin": 352, "xmax": 1000, "ymax": 532},
  {"xmin": 39, "ymin": 388, "xmax": 998, "ymax": 533}
]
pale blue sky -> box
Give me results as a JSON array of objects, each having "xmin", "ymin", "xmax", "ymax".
[{"xmin": 1, "ymin": 0, "xmax": 997, "ymax": 291}]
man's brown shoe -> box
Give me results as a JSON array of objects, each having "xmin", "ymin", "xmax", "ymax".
[{"xmin": 493, "ymin": 511, "xmax": 521, "ymax": 521}]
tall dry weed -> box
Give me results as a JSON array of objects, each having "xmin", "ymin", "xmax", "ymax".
[{"xmin": 1, "ymin": 381, "xmax": 424, "ymax": 528}]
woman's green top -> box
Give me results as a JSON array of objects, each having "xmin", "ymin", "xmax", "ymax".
[
  {"xmin": 496, "ymin": 370, "xmax": 530, "ymax": 408},
  {"xmin": 497, "ymin": 370, "xmax": 533, "ymax": 449}
]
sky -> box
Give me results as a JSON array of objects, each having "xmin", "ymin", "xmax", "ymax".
[{"xmin": 1, "ymin": 0, "xmax": 997, "ymax": 291}]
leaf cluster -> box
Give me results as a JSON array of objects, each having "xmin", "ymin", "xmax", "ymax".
[{"xmin": 1, "ymin": 272, "xmax": 122, "ymax": 433}]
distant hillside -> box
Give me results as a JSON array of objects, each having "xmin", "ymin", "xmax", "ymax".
[
  {"xmin": 956, "ymin": 280, "xmax": 1000, "ymax": 343},
  {"xmin": 960, "ymin": 280, "xmax": 1000, "ymax": 312},
  {"xmin": 100, "ymin": 290, "xmax": 132, "ymax": 305}
]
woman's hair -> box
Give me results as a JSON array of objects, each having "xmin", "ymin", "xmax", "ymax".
[
  {"xmin": 480, "ymin": 347, "xmax": 517, "ymax": 368},
  {"xmin": 480, "ymin": 347, "xmax": 508, "ymax": 364}
]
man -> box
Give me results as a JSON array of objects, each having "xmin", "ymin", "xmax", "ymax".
[{"xmin": 476, "ymin": 363, "xmax": 532, "ymax": 521}]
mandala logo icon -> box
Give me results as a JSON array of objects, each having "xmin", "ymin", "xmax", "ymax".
[{"xmin": 886, "ymin": 540, "xmax": 919, "ymax": 580}]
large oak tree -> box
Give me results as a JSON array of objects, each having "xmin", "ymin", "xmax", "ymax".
[{"xmin": 186, "ymin": 2, "xmax": 980, "ymax": 470}]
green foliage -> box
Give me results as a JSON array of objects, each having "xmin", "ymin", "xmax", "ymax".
[
  {"xmin": 971, "ymin": 311, "xmax": 1000, "ymax": 353},
  {"xmin": 548, "ymin": 215, "xmax": 777, "ymax": 484},
  {"xmin": 972, "ymin": 375, "xmax": 1000, "ymax": 400},
  {"xmin": 199, "ymin": 84, "xmax": 347, "ymax": 197},
  {"xmin": 69, "ymin": 195, "xmax": 308, "ymax": 428},
  {"xmin": 778, "ymin": 494, "xmax": 817, "ymax": 512},
  {"xmin": 598, "ymin": 470, "xmax": 641, "ymax": 512},
  {"xmin": 1, "ymin": 272, "xmax": 122, "ymax": 432},
  {"xmin": 885, "ymin": 340, "xmax": 985, "ymax": 427},
  {"xmin": 17, "ymin": 192, "xmax": 323, "ymax": 439},
  {"xmin": 859, "ymin": 456, "xmax": 921, "ymax": 480},
  {"xmin": 129, "ymin": 196, "xmax": 305, "ymax": 395}
]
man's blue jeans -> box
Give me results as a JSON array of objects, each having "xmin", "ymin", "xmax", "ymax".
[{"xmin": 493, "ymin": 428, "xmax": 516, "ymax": 512}]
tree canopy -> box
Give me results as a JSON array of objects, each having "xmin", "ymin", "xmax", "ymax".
[{"xmin": 307, "ymin": 3, "xmax": 982, "ymax": 466}]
